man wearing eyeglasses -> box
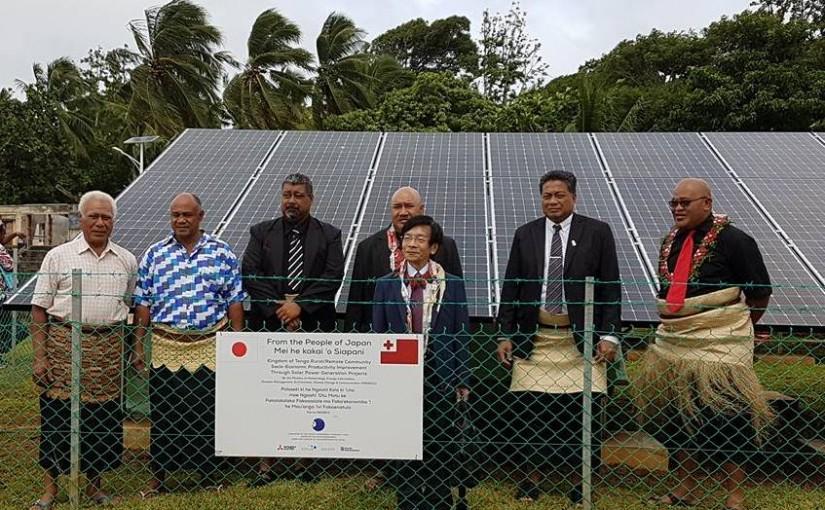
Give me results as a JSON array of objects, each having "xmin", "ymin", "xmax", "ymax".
[
  {"xmin": 372, "ymin": 215, "xmax": 471, "ymax": 510},
  {"xmin": 636, "ymin": 178, "xmax": 772, "ymax": 510}
]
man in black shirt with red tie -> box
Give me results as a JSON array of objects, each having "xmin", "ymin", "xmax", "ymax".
[{"xmin": 635, "ymin": 178, "xmax": 772, "ymax": 510}]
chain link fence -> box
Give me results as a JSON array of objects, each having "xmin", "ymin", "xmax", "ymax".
[{"xmin": 1, "ymin": 272, "xmax": 824, "ymax": 510}]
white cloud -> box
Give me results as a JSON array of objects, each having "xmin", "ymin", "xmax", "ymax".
[{"xmin": 0, "ymin": 0, "xmax": 753, "ymax": 89}]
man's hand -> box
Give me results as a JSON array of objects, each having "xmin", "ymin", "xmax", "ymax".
[
  {"xmin": 456, "ymin": 387, "xmax": 470, "ymax": 402},
  {"xmin": 276, "ymin": 302, "xmax": 301, "ymax": 326},
  {"xmin": 32, "ymin": 358, "xmax": 52, "ymax": 387},
  {"xmin": 595, "ymin": 340, "xmax": 617, "ymax": 363},
  {"xmin": 496, "ymin": 339, "xmax": 513, "ymax": 368}
]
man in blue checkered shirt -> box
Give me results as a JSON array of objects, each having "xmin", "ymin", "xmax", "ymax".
[{"xmin": 133, "ymin": 192, "xmax": 245, "ymax": 497}]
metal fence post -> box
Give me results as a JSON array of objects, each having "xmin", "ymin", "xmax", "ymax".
[
  {"xmin": 582, "ymin": 276, "xmax": 595, "ymax": 510},
  {"xmin": 11, "ymin": 245, "xmax": 18, "ymax": 349},
  {"xmin": 69, "ymin": 269, "xmax": 82, "ymax": 510}
]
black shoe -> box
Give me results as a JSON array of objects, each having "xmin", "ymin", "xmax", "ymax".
[
  {"xmin": 568, "ymin": 484, "xmax": 583, "ymax": 505},
  {"xmin": 516, "ymin": 481, "xmax": 540, "ymax": 502}
]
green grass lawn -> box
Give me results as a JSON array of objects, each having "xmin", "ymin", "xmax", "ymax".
[{"xmin": 1, "ymin": 334, "xmax": 824, "ymax": 509}]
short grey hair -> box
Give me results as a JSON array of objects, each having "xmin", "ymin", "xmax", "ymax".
[
  {"xmin": 79, "ymin": 191, "xmax": 117, "ymax": 218},
  {"xmin": 282, "ymin": 173, "xmax": 313, "ymax": 198}
]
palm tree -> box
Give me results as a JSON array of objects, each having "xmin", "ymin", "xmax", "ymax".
[
  {"xmin": 313, "ymin": 13, "xmax": 404, "ymax": 124},
  {"xmin": 126, "ymin": 0, "xmax": 231, "ymax": 137},
  {"xmin": 18, "ymin": 58, "xmax": 95, "ymax": 159},
  {"xmin": 223, "ymin": 9, "xmax": 313, "ymax": 129}
]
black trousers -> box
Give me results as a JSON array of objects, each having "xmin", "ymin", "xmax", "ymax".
[
  {"xmin": 150, "ymin": 366, "xmax": 223, "ymax": 476},
  {"xmin": 390, "ymin": 387, "xmax": 457, "ymax": 510}
]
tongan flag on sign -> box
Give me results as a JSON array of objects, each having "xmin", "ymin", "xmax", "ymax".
[{"xmin": 380, "ymin": 338, "xmax": 419, "ymax": 365}]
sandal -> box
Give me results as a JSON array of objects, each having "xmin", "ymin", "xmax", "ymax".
[
  {"xmin": 139, "ymin": 488, "xmax": 163, "ymax": 500},
  {"xmin": 364, "ymin": 472, "xmax": 386, "ymax": 491},
  {"xmin": 516, "ymin": 481, "xmax": 540, "ymax": 502},
  {"xmin": 29, "ymin": 500, "xmax": 53, "ymax": 510},
  {"xmin": 648, "ymin": 493, "xmax": 697, "ymax": 507},
  {"xmin": 248, "ymin": 470, "xmax": 276, "ymax": 488}
]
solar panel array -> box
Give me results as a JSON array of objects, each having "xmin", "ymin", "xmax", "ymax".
[
  {"xmin": 706, "ymin": 133, "xmax": 825, "ymax": 293},
  {"xmin": 490, "ymin": 133, "xmax": 657, "ymax": 322},
  {"xmin": 353, "ymin": 133, "xmax": 488, "ymax": 317},
  {"xmin": 6, "ymin": 130, "xmax": 825, "ymax": 328},
  {"xmin": 219, "ymin": 131, "xmax": 379, "ymax": 256},
  {"xmin": 597, "ymin": 133, "xmax": 825, "ymax": 326},
  {"xmin": 114, "ymin": 129, "xmax": 280, "ymax": 255}
]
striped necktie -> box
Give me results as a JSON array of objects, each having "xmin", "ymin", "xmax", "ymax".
[
  {"xmin": 287, "ymin": 228, "xmax": 303, "ymax": 293},
  {"xmin": 545, "ymin": 224, "xmax": 564, "ymax": 313}
]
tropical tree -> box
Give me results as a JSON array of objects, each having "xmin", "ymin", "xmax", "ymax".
[
  {"xmin": 371, "ymin": 16, "xmax": 479, "ymax": 77},
  {"xmin": 478, "ymin": 1, "xmax": 549, "ymax": 103},
  {"xmin": 17, "ymin": 58, "xmax": 96, "ymax": 159},
  {"xmin": 312, "ymin": 13, "xmax": 406, "ymax": 125},
  {"xmin": 126, "ymin": 0, "xmax": 231, "ymax": 137},
  {"xmin": 223, "ymin": 8, "xmax": 314, "ymax": 129}
]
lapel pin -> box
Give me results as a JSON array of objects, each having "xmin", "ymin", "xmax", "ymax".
[{"xmin": 571, "ymin": 240, "xmax": 577, "ymax": 247}]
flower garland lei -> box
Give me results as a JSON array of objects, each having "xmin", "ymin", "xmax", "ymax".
[{"xmin": 659, "ymin": 213, "xmax": 730, "ymax": 284}]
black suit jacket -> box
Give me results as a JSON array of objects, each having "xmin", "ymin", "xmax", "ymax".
[
  {"xmin": 242, "ymin": 216, "xmax": 344, "ymax": 332},
  {"xmin": 497, "ymin": 214, "xmax": 621, "ymax": 357},
  {"xmin": 345, "ymin": 226, "xmax": 463, "ymax": 332}
]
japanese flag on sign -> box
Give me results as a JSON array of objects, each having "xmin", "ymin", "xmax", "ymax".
[
  {"xmin": 380, "ymin": 338, "xmax": 419, "ymax": 365},
  {"xmin": 216, "ymin": 332, "xmax": 260, "ymax": 364}
]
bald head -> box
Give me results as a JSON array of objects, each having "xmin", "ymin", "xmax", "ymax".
[
  {"xmin": 674, "ymin": 178, "xmax": 712, "ymax": 199},
  {"xmin": 671, "ymin": 178, "xmax": 713, "ymax": 230},
  {"xmin": 171, "ymin": 192, "xmax": 202, "ymax": 211},
  {"xmin": 390, "ymin": 187, "xmax": 425, "ymax": 233}
]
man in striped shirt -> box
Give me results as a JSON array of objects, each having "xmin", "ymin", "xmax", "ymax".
[{"xmin": 134, "ymin": 192, "xmax": 245, "ymax": 496}]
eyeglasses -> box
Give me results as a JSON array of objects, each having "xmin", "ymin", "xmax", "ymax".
[
  {"xmin": 668, "ymin": 197, "xmax": 709, "ymax": 210},
  {"xmin": 402, "ymin": 234, "xmax": 430, "ymax": 244}
]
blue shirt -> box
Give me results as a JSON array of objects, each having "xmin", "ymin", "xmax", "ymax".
[{"xmin": 135, "ymin": 233, "xmax": 246, "ymax": 329}]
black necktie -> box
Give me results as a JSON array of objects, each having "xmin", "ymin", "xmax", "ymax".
[
  {"xmin": 545, "ymin": 224, "xmax": 563, "ymax": 313},
  {"xmin": 287, "ymin": 228, "xmax": 303, "ymax": 292}
]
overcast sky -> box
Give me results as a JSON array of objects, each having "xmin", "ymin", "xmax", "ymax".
[{"xmin": 2, "ymin": 0, "xmax": 753, "ymax": 90}]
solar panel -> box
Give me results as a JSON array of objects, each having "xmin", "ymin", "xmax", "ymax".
[
  {"xmin": 350, "ymin": 133, "xmax": 488, "ymax": 316},
  {"xmin": 706, "ymin": 132, "xmax": 825, "ymax": 179},
  {"xmin": 5, "ymin": 129, "xmax": 280, "ymax": 308},
  {"xmin": 113, "ymin": 128, "xmax": 280, "ymax": 255},
  {"xmin": 219, "ymin": 131, "xmax": 380, "ymax": 256},
  {"xmin": 490, "ymin": 133, "xmax": 658, "ymax": 322},
  {"xmin": 597, "ymin": 132, "xmax": 825, "ymax": 327},
  {"xmin": 705, "ymin": 132, "xmax": 825, "ymax": 309}
]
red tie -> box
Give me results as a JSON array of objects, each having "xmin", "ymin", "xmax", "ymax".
[{"xmin": 666, "ymin": 230, "xmax": 694, "ymax": 313}]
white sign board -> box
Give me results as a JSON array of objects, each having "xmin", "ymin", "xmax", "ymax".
[{"xmin": 215, "ymin": 332, "xmax": 424, "ymax": 460}]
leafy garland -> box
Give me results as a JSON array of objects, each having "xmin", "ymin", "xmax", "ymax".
[{"xmin": 659, "ymin": 214, "xmax": 730, "ymax": 285}]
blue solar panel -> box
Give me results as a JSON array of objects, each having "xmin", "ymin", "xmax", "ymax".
[
  {"xmin": 352, "ymin": 133, "xmax": 489, "ymax": 316},
  {"xmin": 490, "ymin": 133, "xmax": 657, "ymax": 322},
  {"xmin": 597, "ymin": 132, "xmax": 825, "ymax": 327},
  {"xmin": 219, "ymin": 131, "xmax": 379, "ymax": 256},
  {"xmin": 113, "ymin": 129, "xmax": 280, "ymax": 255}
]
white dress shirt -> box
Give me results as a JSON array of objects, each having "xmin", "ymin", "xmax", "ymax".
[
  {"xmin": 32, "ymin": 235, "xmax": 137, "ymax": 324},
  {"xmin": 539, "ymin": 214, "xmax": 618, "ymax": 346},
  {"xmin": 540, "ymin": 214, "xmax": 572, "ymax": 313}
]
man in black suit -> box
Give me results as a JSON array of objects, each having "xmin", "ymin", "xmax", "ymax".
[
  {"xmin": 243, "ymin": 173, "xmax": 344, "ymax": 333},
  {"xmin": 346, "ymin": 186, "xmax": 462, "ymax": 333},
  {"xmin": 496, "ymin": 170, "xmax": 621, "ymax": 505},
  {"xmin": 242, "ymin": 173, "xmax": 344, "ymax": 485}
]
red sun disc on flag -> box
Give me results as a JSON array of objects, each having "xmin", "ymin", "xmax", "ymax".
[{"xmin": 231, "ymin": 342, "xmax": 247, "ymax": 358}]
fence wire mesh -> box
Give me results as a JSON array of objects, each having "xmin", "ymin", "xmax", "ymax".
[{"xmin": 0, "ymin": 271, "xmax": 824, "ymax": 510}]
